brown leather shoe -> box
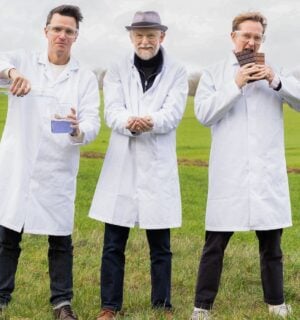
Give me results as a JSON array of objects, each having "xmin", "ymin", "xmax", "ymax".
[
  {"xmin": 96, "ymin": 309, "xmax": 117, "ymax": 320},
  {"xmin": 164, "ymin": 309, "xmax": 173, "ymax": 320},
  {"xmin": 53, "ymin": 305, "xmax": 78, "ymax": 320}
]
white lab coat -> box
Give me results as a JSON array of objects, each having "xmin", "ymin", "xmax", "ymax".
[
  {"xmin": 0, "ymin": 50, "xmax": 100, "ymax": 235},
  {"xmin": 195, "ymin": 52, "xmax": 300, "ymax": 231},
  {"xmin": 89, "ymin": 49, "xmax": 188, "ymax": 229}
]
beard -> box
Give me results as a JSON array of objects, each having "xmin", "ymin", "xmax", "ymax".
[{"xmin": 136, "ymin": 45, "xmax": 160, "ymax": 60}]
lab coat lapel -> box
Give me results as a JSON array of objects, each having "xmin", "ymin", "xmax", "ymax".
[{"xmin": 129, "ymin": 59, "xmax": 142, "ymax": 115}]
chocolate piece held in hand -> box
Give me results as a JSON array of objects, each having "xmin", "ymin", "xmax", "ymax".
[
  {"xmin": 235, "ymin": 49, "xmax": 265, "ymax": 82},
  {"xmin": 254, "ymin": 52, "xmax": 265, "ymax": 65},
  {"xmin": 235, "ymin": 49, "xmax": 265, "ymax": 66},
  {"xmin": 235, "ymin": 49, "xmax": 256, "ymax": 66}
]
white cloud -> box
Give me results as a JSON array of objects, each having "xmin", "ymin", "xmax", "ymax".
[{"xmin": 0, "ymin": 0, "xmax": 299, "ymax": 73}]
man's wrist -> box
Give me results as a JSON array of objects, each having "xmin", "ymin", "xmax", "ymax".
[
  {"xmin": 270, "ymin": 74, "xmax": 281, "ymax": 90},
  {"xmin": 6, "ymin": 68, "xmax": 16, "ymax": 80},
  {"xmin": 70, "ymin": 129, "xmax": 81, "ymax": 137}
]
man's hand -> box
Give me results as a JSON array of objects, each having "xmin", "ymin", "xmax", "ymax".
[
  {"xmin": 235, "ymin": 63, "xmax": 265, "ymax": 88},
  {"xmin": 9, "ymin": 69, "xmax": 31, "ymax": 97},
  {"xmin": 259, "ymin": 65, "xmax": 275, "ymax": 84},
  {"xmin": 126, "ymin": 116, "xmax": 154, "ymax": 133},
  {"xmin": 66, "ymin": 108, "xmax": 80, "ymax": 136},
  {"xmin": 126, "ymin": 116, "xmax": 139, "ymax": 133},
  {"xmin": 136, "ymin": 116, "xmax": 154, "ymax": 132}
]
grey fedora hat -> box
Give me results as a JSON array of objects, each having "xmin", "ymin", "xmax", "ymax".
[{"xmin": 125, "ymin": 11, "xmax": 168, "ymax": 31}]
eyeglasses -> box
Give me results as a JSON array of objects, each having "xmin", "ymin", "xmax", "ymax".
[
  {"xmin": 234, "ymin": 31, "xmax": 265, "ymax": 44},
  {"xmin": 46, "ymin": 25, "xmax": 78, "ymax": 38}
]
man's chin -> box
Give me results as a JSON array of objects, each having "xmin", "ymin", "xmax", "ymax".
[
  {"xmin": 136, "ymin": 51, "xmax": 154, "ymax": 60},
  {"xmin": 54, "ymin": 43, "xmax": 67, "ymax": 49}
]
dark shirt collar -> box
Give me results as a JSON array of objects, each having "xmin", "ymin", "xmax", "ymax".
[{"xmin": 134, "ymin": 49, "xmax": 163, "ymax": 71}]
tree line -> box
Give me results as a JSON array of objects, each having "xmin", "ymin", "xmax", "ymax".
[{"xmin": 93, "ymin": 68, "xmax": 202, "ymax": 97}]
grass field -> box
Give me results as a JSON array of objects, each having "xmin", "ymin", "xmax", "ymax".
[{"xmin": 0, "ymin": 93, "xmax": 299, "ymax": 319}]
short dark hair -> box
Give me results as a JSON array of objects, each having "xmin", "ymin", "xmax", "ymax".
[
  {"xmin": 232, "ymin": 11, "xmax": 267, "ymax": 34},
  {"xmin": 46, "ymin": 5, "xmax": 83, "ymax": 29}
]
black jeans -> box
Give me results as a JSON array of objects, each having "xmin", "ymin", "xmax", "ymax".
[
  {"xmin": 194, "ymin": 229, "xmax": 284, "ymax": 309},
  {"xmin": 0, "ymin": 225, "xmax": 73, "ymax": 306},
  {"xmin": 101, "ymin": 223, "xmax": 172, "ymax": 311}
]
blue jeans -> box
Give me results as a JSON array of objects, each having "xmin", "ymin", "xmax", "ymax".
[
  {"xmin": 0, "ymin": 225, "xmax": 73, "ymax": 306},
  {"xmin": 101, "ymin": 223, "xmax": 172, "ymax": 311}
]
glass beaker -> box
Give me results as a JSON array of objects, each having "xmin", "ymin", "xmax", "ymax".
[{"xmin": 51, "ymin": 102, "xmax": 73, "ymax": 134}]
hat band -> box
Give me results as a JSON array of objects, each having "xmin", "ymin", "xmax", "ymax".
[{"xmin": 131, "ymin": 21, "xmax": 162, "ymax": 27}]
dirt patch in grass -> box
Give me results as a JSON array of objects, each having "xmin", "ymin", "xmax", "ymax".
[
  {"xmin": 81, "ymin": 152, "xmax": 300, "ymax": 174},
  {"xmin": 288, "ymin": 167, "xmax": 300, "ymax": 174},
  {"xmin": 178, "ymin": 158, "xmax": 208, "ymax": 167},
  {"xmin": 81, "ymin": 151, "xmax": 105, "ymax": 159}
]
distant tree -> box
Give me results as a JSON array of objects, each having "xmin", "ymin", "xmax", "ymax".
[
  {"xmin": 188, "ymin": 72, "xmax": 201, "ymax": 96},
  {"xmin": 93, "ymin": 68, "xmax": 106, "ymax": 89},
  {"xmin": 92, "ymin": 69, "xmax": 204, "ymax": 95}
]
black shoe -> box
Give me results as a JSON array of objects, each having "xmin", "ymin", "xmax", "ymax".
[{"xmin": 53, "ymin": 305, "xmax": 78, "ymax": 320}]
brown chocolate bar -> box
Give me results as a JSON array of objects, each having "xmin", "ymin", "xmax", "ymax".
[
  {"xmin": 235, "ymin": 49, "xmax": 255, "ymax": 66},
  {"xmin": 255, "ymin": 53, "xmax": 265, "ymax": 65},
  {"xmin": 235, "ymin": 50, "xmax": 265, "ymax": 66},
  {"xmin": 235, "ymin": 50, "xmax": 265, "ymax": 83}
]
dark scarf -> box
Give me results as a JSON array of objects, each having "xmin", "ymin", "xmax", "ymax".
[{"xmin": 134, "ymin": 49, "xmax": 163, "ymax": 92}]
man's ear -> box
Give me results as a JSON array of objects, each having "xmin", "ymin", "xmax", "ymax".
[
  {"xmin": 231, "ymin": 31, "xmax": 235, "ymax": 41},
  {"xmin": 159, "ymin": 31, "xmax": 166, "ymax": 43}
]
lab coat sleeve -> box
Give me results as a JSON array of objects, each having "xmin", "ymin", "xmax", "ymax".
[
  {"xmin": 0, "ymin": 69, "xmax": 10, "ymax": 88},
  {"xmin": 104, "ymin": 64, "xmax": 136, "ymax": 137},
  {"xmin": 278, "ymin": 71, "xmax": 300, "ymax": 111},
  {"xmin": 0, "ymin": 70, "xmax": 8, "ymax": 79},
  {"xmin": 71, "ymin": 72, "xmax": 100, "ymax": 145},
  {"xmin": 0, "ymin": 50, "xmax": 22, "ymax": 86},
  {"xmin": 194, "ymin": 68, "xmax": 242, "ymax": 127},
  {"xmin": 148, "ymin": 65, "xmax": 188, "ymax": 134}
]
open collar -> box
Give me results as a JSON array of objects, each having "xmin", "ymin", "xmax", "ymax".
[{"xmin": 38, "ymin": 51, "xmax": 79, "ymax": 83}]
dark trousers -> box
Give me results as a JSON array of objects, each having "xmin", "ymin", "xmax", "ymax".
[
  {"xmin": 101, "ymin": 223, "xmax": 172, "ymax": 311},
  {"xmin": 0, "ymin": 225, "xmax": 73, "ymax": 306},
  {"xmin": 194, "ymin": 229, "xmax": 284, "ymax": 309}
]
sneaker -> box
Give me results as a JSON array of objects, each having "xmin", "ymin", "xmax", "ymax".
[
  {"xmin": 96, "ymin": 309, "xmax": 117, "ymax": 320},
  {"xmin": 268, "ymin": 303, "xmax": 292, "ymax": 318},
  {"xmin": 0, "ymin": 304, "xmax": 7, "ymax": 314},
  {"xmin": 53, "ymin": 305, "xmax": 78, "ymax": 320},
  {"xmin": 190, "ymin": 309, "xmax": 212, "ymax": 320}
]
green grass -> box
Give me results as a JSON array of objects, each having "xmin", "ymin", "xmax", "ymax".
[{"xmin": 0, "ymin": 93, "xmax": 300, "ymax": 319}]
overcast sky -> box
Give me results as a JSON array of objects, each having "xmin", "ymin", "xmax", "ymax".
[{"xmin": 1, "ymin": 0, "xmax": 300, "ymax": 73}]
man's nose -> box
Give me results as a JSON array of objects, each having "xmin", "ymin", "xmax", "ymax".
[
  {"xmin": 248, "ymin": 38, "xmax": 255, "ymax": 46},
  {"xmin": 140, "ymin": 36, "xmax": 149, "ymax": 44},
  {"xmin": 245, "ymin": 39, "xmax": 255, "ymax": 50},
  {"xmin": 58, "ymin": 31, "xmax": 67, "ymax": 39}
]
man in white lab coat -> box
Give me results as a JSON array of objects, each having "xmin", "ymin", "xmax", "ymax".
[
  {"xmin": 89, "ymin": 11, "xmax": 188, "ymax": 320},
  {"xmin": 190, "ymin": 12, "xmax": 300, "ymax": 320},
  {"xmin": 0, "ymin": 5, "xmax": 100, "ymax": 319}
]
